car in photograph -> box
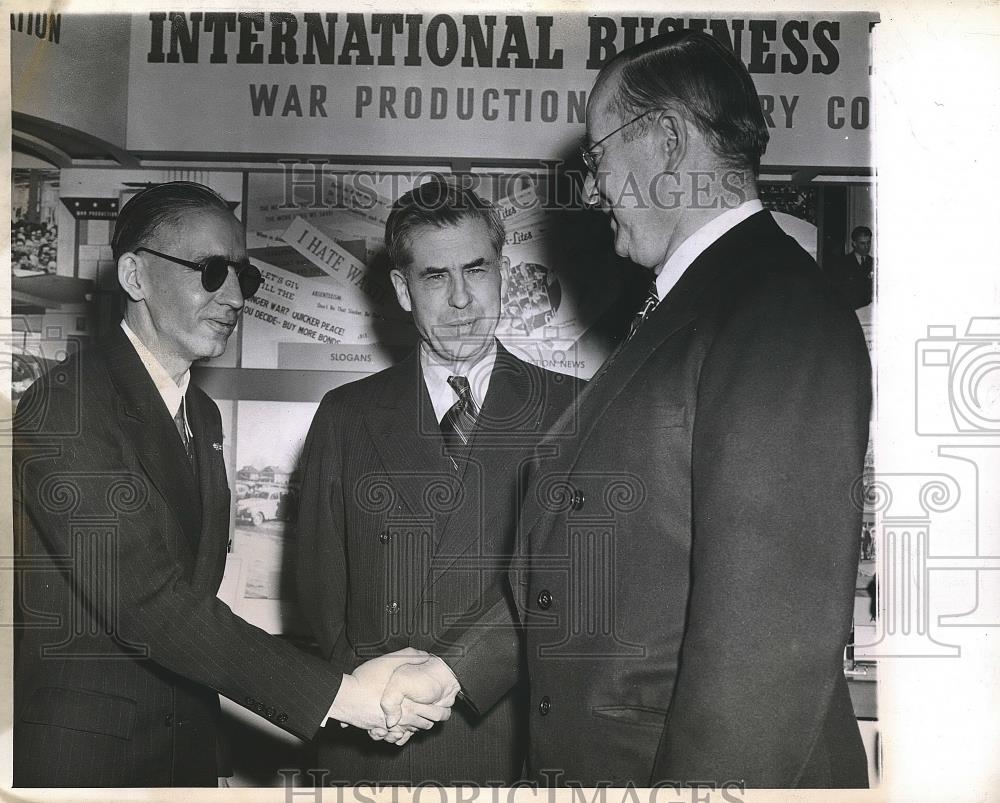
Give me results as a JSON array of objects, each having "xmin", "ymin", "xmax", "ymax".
[{"xmin": 235, "ymin": 488, "xmax": 297, "ymax": 526}]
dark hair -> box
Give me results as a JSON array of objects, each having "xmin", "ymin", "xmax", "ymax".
[
  {"xmin": 384, "ymin": 179, "xmax": 505, "ymax": 271},
  {"xmin": 112, "ymin": 181, "xmax": 233, "ymax": 261},
  {"xmin": 851, "ymin": 225, "xmax": 873, "ymax": 240},
  {"xmin": 607, "ymin": 30, "xmax": 769, "ymax": 174}
]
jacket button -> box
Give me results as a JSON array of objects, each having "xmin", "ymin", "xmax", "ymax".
[
  {"xmin": 164, "ymin": 713, "xmax": 173, "ymax": 727},
  {"xmin": 570, "ymin": 490, "xmax": 585, "ymax": 511},
  {"xmin": 538, "ymin": 696, "xmax": 551, "ymax": 715},
  {"xmin": 277, "ymin": 712, "xmax": 288, "ymax": 724},
  {"xmin": 265, "ymin": 706, "xmax": 276, "ymax": 719},
  {"xmin": 379, "ymin": 531, "xmax": 391, "ymax": 543},
  {"xmin": 385, "ymin": 601, "xmax": 400, "ymax": 614},
  {"xmin": 537, "ymin": 590, "xmax": 553, "ymax": 610}
]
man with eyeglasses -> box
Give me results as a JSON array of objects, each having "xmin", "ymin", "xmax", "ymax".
[
  {"xmin": 481, "ymin": 32, "xmax": 871, "ymax": 787},
  {"xmin": 13, "ymin": 181, "xmax": 451, "ymax": 787},
  {"xmin": 295, "ymin": 179, "xmax": 583, "ymax": 784}
]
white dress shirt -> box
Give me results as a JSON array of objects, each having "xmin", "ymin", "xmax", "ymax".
[
  {"xmin": 120, "ymin": 320, "xmax": 192, "ymax": 438},
  {"xmin": 654, "ymin": 199, "xmax": 765, "ymax": 302},
  {"xmin": 420, "ymin": 340, "xmax": 497, "ymax": 423}
]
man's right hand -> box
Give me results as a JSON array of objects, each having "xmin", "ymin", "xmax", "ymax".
[
  {"xmin": 367, "ymin": 655, "xmax": 462, "ymax": 746},
  {"xmin": 324, "ymin": 648, "xmax": 452, "ymax": 731}
]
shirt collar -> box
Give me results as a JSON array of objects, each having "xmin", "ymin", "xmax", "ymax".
[
  {"xmin": 655, "ymin": 199, "xmax": 765, "ymax": 301},
  {"xmin": 419, "ymin": 340, "xmax": 497, "ymax": 424},
  {"xmin": 120, "ymin": 320, "xmax": 190, "ymax": 420}
]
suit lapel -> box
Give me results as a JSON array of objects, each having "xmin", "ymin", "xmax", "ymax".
[
  {"xmin": 105, "ymin": 328, "xmax": 203, "ymax": 552},
  {"xmin": 523, "ymin": 210, "xmax": 782, "ymax": 538},
  {"xmin": 364, "ymin": 345, "xmax": 539, "ymax": 593},
  {"xmin": 187, "ymin": 389, "xmax": 229, "ymax": 588},
  {"xmin": 363, "ymin": 351, "xmax": 454, "ymax": 524},
  {"xmin": 430, "ymin": 345, "xmax": 535, "ymax": 575}
]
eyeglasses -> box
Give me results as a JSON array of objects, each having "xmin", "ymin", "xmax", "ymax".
[
  {"xmin": 134, "ymin": 247, "xmax": 263, "ymax": 299},
  {"xmin": 580, "ymin": 111, "xmax": 651, "ymax": 174}
]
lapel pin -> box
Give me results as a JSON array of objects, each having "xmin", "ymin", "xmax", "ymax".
[{"xmin": 212, "ymin": 442, "xmax": 223, "ymax": 451}]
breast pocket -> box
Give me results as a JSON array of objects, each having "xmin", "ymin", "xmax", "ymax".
[{"xmin": 591, "ymin": 704, "xmax": 668, "ymax": 731}]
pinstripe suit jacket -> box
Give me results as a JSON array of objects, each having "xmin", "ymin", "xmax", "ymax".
[
  {"xmin": 13, "ymin": 325, "xmax": 344, "ymax": 787},
  {"xmin": 295, "ymin": 343, "xmax": 583, "ymax": 784}
]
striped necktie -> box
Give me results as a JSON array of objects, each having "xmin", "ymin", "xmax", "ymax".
[
  {"xmin": 173, "ymin": 400, "xmax": 195, "ymax": 466},
  {"xmin": 627, "ymin": 282, "xmax": 659, "ymax": 341},
  {"xmin": 440, "ymin": 375, "xmax": 479, "ymax": 454}
]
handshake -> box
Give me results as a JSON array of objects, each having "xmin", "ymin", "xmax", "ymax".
[{"xmin": 325, "ymin": 648, "xmax": 461, "ymax": 747}]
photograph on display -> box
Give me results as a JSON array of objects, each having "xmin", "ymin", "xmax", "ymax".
[
  {"xmin": 9, "ymin": 168, "xmax": 79, "ymax": 400},
  {"xmin": 11, "ymin": 169, "xmax": 59, "ymax": 276},
  {"xmin": 229, "ymin": 400, "xmax": 319, "ymax": 636}
]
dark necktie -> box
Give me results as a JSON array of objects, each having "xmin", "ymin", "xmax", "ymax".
[
  {"xmin": 440, "ymin": 375, "xmax": 479, "ymax": 454},
  {"xmin": 174, "ymin": 400, "xmax": 195, "ymax": 466},
  {"xmin": 626, "ymin": 281, "xmax": 659, "ymax": 341}
]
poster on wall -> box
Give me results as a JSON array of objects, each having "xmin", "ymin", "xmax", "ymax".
[
  {"xmin": 491, "ymin": 174, "xmax": 619, "ymax": 376},
  {"xmin": 242, "ymin": 170, "xmax": 417, "ymax": 370}
]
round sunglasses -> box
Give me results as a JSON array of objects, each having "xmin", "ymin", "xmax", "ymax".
[{"xmin": 134, "ymin": 247, "xmax": 263, "ymax": 299}]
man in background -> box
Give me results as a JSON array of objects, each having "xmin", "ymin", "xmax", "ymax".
[
  {"xmin": 827, "ymin": 224, "xmax": 874, "ymax": 309},
  {"xmin": 296, "ymin": 180, "xmax": 583, "ymax": 784},
  {"xmin": 13, "ymin": 182, "xmax": 449, "ymax": 787}
]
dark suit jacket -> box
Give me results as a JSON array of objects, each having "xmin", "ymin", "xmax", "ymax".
[
  {"xmin": 825, "ymin": 250, "xmax": 874, "ymax": 310},
  {"xmin": 295, "ymin": 342, "xmax": 583, "ymax": 785},
  {"xmin": 469, "ymin": 211, "xmax": 871, "ymax": 788},
  {"xmin": 13, "ymin": 325, "xmax": 344, "ymax": 787}
]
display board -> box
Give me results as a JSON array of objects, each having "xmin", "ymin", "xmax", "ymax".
[
  {"xmin": 120, "ymin": 11, "xmax": 876, "ymax": 168},
  {"xmin": 18, "ymin": 163, "xmax": 839, "ymax": 636}
]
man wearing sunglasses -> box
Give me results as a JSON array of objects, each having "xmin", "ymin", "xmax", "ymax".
[{"xmin": 13, "ymin": 181, "xmax": 450, "ymax": 787}]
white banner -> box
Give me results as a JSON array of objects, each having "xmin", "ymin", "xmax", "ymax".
[{"xmin": 126, "ymin": 12, "xmax": 876, "ymax": 168}]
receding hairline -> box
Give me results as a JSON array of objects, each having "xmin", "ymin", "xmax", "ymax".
[
  {"xmin": 148, "ymin": 204, "xmax": 241, "ymax": 243},
  {"xmin": 587, "ymin": 61, "xmax": 628, "ymax": 126}
]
